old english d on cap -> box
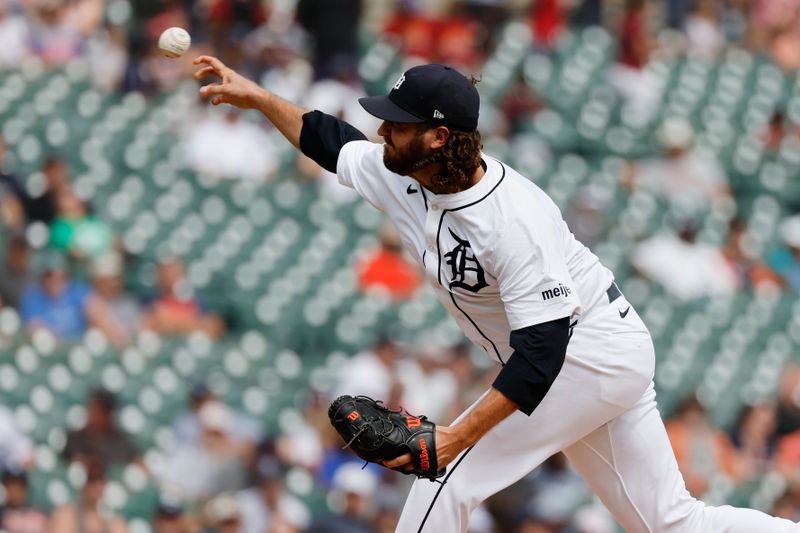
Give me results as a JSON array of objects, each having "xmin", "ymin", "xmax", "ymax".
[{"xmin": 359, "ymin": 64, "xmax": 480, "ymax": 131}]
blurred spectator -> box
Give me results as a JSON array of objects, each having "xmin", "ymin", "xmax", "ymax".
[
  {"xmin": 630, "ymin": 118, "xmax": 731, "ymax": 215},
  {"xmin": 382, "ymin": 4, "xmax": 439, "ymax": 63},
  {"xmin": 332, "ymin": 336, "xmax": 403, "ymax": 407},
  {"xmin": 0, "ymin": 466, "xmax": 48, "ymax": 533},
  {"xmin": 63, "ymin": 389, "xmax": 140, "ymax": 469},
  {"xmin": 461, "ymin": 0, "xmax": 509, "ymax": 54},
  {"xmin": 488, "ymin": 453, "xmax": 592, "ymax": 532},
  {"xmin": 749, "ymin": 0, "xmax": 800, "ymax": 54},
  {"xmin": 0, "ymin": 137, "xmax": 28, "ymax": 232},
  {"xmin": 618, "ymin": 0, "xmax": 650, "ymax": 67},
  {"xmin": 0, "ymin": 182, "xmax": 25, "ymax": 233},
  {"xmin": 526, "ymin": 453, "xmax": 592, "ymax": 530},
  {"xmin": 254, "ymin": 29, "xmax": 313, "ymax": 105},
  {"xmin": 443, "ymin": 340, "xmax": 488, "ymax": 422},
  {"xmin": 371, "ymin": 489, "xmax": 404, "ymax": 533},
  {"xmin": 775, "ymin": 368, "xmax": 800, "ymax": 486},
  {"xmin": 398, "ymin": 340, "xmax": 458, "ymax": 421},
  {"xmin": 0, "ymin": 405, "xmax": 34, "ymax": 472},
  {"xmin": 721, "ymin": 218, "xmax": 782, "ymax": 292},
  {"xmin": 200, "ymin": 0, "xmax": 266, "ymax": 68},
  {"xmin": 50, "ymin": 457, "xmax": 127, "ymax": 533},
  {"xmin": 382, "ymin": 4, "xmax": 481, "ymax": 69},
  {"xmin": 530, "ymin": 0, "xmax": 566, "ymax": 48},
  {"xmin": 776, "ymin": 363, "xmax": 800, "ymax": 437},
  {"xmin": 571, "ymin": 0, "xmax": 602, "ymax": 27},
  {"xmin": 26, "ymin": 155, "xmax": 70, "ymax": 225},
  {"xmin": 49, "ymin": 186, "xmax": 113, "ymax": 259},
  {"xmin": 771, "ymin": 13, "xmax": 800, "ymax": 70},
  {"xmin": 301, "ymin": 60, "xmax": 378, "ymax": 135},
  {"xmin": 0, "ymin": 0, "xmax": 31, "ymax": 68},
  {"xmin": 777, "ymin": 427, "xmax": 800, "ymax": 487},
  {"xmin": 87, "ymin": 252, "xmax": 141, "ymax": 347},
  {"xmin": 665, "ymin": 396, "xmax": 742, "ymax": 496},
  {"xmin": 184, "ymin": 108, "xmax": 278, "ymax": 181},
  {"xmin": 275, "ymin": 390, "xmax": 328, "ymax": 471},
  {"xmin": 566, "ymin": 184, "xmax": 613, "ymax": 248},
  {"xmin": 761, "ymin": 110, "xmax": 800, "ymax": 152},
  {"xmin": 307, "ymin": 463, "xmax": 378, "ymax": 533},
  {"xmin": 27, "ymin": 0, "xmax": 104, "ymax": 67},
  {"xmin": 667, "ymin": 0, "xmax": 692, "ymax": 29},
  {"xmin": 357, "ymin": 221, "xmax": 422, "ymax": 301},
  {"xmin": 172, "ymin": 383, "xmax": 262, "ymax": 447},
  {"xmin": 86, "ymin": 22, "xmax": 128, "ymax": 92},
  {"xmin": 237, "ymin": 455, "xmax": 310, "ymax": 533},
  {"xmin": 0, "ymin": 234, "xmax": 34, "ymax": 309},
  {"xmin": 433, "ymin": 4, "xmax": 483, "ymax": 69},
  {"xmin": 512, "ymin": 516, "xmax": 556, "ymax": 533},
  {"xmin": 173, "ymin": 383, "xmax": 215, "ymax": 445},
  {"xmin": 141, "ymin": 256, "xmax": 225, "ymax": 339},
  {"xmin": 730, "ymin": 403, "xmax": 779, "ymax": 482},
  {"xmin": 609, "ymin": 0, "xmax": 659, "ymax": 118},
  {"xmin": 153, "ymin": 500, "xmax": 191, "ymax": 533},
  {"xmin": 767, "ymin": 215, "xmax": 800, "ymax": 292},
  {"xmin": 721, "ymin": 0, "xmax": 748, "ymax": 44},
  {"xmin": 631, "ymin": 219, "xmax": 737, "ymax": 301},
  {"xmin": 296, "ymin": 0, "xmax": 362, "ymax": 80},
  {"xmin": 159, "ymin": 401, "xmax": 253, "ymax": 501},
  {"xmin": 19, "ymin": 251, "xmax": 92, "ymax": 340},
  {"xmin": 204, "ymin": 492, "xmax": 241, "ymax": 533},
  {"xmin": 771, "ymin": 488, "xmax": 800, "ymax": 522},
  {"xmin": 297, "ymin": 60, "xmax": 375, "ymax": 202},
  {"xmin": 684, "ymin": 0, "xmax": 725, "ymax": 59}
]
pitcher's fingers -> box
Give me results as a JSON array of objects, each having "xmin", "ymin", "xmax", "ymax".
[
  {"xmin": 200, "ymin": 83, "xmax": 225, "ymax": 97},
  {"xmin": 211, "ymin": 96, "xmax": 224, "ymax": 106},
  {"xmin": 383, "ymin": 453, "xmax": 412, "ymax": 469},
  {"xmin": 193, "ymin": 66, "xmax": 218, "ymax": 80},
  {"xmin": 193, "ymin": 55, "xmax": 228, "ymax": 74}
]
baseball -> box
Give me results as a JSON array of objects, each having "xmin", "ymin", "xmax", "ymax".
[{"xmin": 158, "ymin": 27, "xmax": 191, "ymax": 59}]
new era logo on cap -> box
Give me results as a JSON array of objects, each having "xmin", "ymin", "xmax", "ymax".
[{"xmin": 359, "ymin": 64, "xmax": 480, "ymax": 131}]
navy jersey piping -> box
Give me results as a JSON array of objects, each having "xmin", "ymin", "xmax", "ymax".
[
  {"xmin": 435, "ymin": 160, "xmax": 506, "ymax": 285},
  {"xmin": 433, "ymin": 160, "xmax": 507, "ymax": 362},
  {"xmin": 449, "ymin": 292, "xmax": 503, "ymax": 364}
]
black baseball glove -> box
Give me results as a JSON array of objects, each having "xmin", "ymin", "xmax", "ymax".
[{"xmin": 328, "ymin": 395, "xmax": 444, "ymax": 480}]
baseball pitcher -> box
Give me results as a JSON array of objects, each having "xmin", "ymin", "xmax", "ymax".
[{"xmin": 192, "ymin": 56, "xmax": 800, "ymax": 533}]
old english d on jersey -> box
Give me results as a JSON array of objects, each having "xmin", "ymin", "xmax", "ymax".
[{"xmin": 336, "ymin": 140, "xmax": 613, "ymax": 364}]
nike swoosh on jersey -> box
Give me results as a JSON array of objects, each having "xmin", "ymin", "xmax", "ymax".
[
  {"xmin": 407, "ymin": 185, "xmax": 418, "ymax": 194},
  {"xmin": 619, "ymin": 307, "xmax": 630, "ymax": 319}
]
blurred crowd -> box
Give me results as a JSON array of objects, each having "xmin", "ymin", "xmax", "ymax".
[{"xmin": 3, "ymin": 0, "xmax": 800, "ymax": 532}]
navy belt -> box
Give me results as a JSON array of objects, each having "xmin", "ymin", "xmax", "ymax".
[{"xmin": 607, "ymin": 281, "xmax": 622, "ymax": 304}]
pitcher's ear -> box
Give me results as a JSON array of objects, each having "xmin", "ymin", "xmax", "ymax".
[{"xmin": 429, "ymin": 126, "xmax": 450, "ymax": 150}]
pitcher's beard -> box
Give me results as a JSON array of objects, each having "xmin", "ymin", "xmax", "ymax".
[{"xmin": 383, "ymin": 136, "xmax": 440, "ymax": 176}]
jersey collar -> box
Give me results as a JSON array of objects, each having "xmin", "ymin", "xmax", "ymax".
[{"xmin": 422, "ymin": 156, "xmax": 500, "ymax": 211}]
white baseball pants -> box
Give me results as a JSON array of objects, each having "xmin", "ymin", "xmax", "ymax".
[{"xmin": 396, "ymin": 296, "xmax": 800, "ymax": 533}]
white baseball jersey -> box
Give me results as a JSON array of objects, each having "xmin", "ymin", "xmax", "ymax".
[
  {"xmin": 335, "ymin": 139, "xmax": 800, "ymax": 533},
  {"xmin": 337, "ymin": 140, "xmax": 614, "ymax": 361}
]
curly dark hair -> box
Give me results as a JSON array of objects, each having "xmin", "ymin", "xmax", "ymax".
[{"xmin": 414, "ymin": 124, "xmax": 483, "ymax": 194}]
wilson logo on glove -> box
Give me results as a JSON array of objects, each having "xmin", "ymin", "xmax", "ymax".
[
  {"xmin": 418, "ymin": 437, "xmax": 430, "ymax": 470},
  {"xmin": 328, "ymin": 395, "xmax": 445, "ymax": 481}
]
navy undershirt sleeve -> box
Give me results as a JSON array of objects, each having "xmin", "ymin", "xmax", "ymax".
[
  {"xmin": 492, "ymin": 317, "xmax": 571, "ymax": 416},
  {"xmin": 299, "ymin": 110, "xmax": 368, "ymax": 174}
]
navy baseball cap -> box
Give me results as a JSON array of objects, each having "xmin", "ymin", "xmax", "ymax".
[{"xmin": 359, "ymin": 64, "xmax": 480, "ymax": 131}]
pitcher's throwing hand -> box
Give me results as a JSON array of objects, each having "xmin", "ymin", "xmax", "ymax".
[{"xmin": 193, "ymin": 55, "xmax": 263, "ymax": 109}]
